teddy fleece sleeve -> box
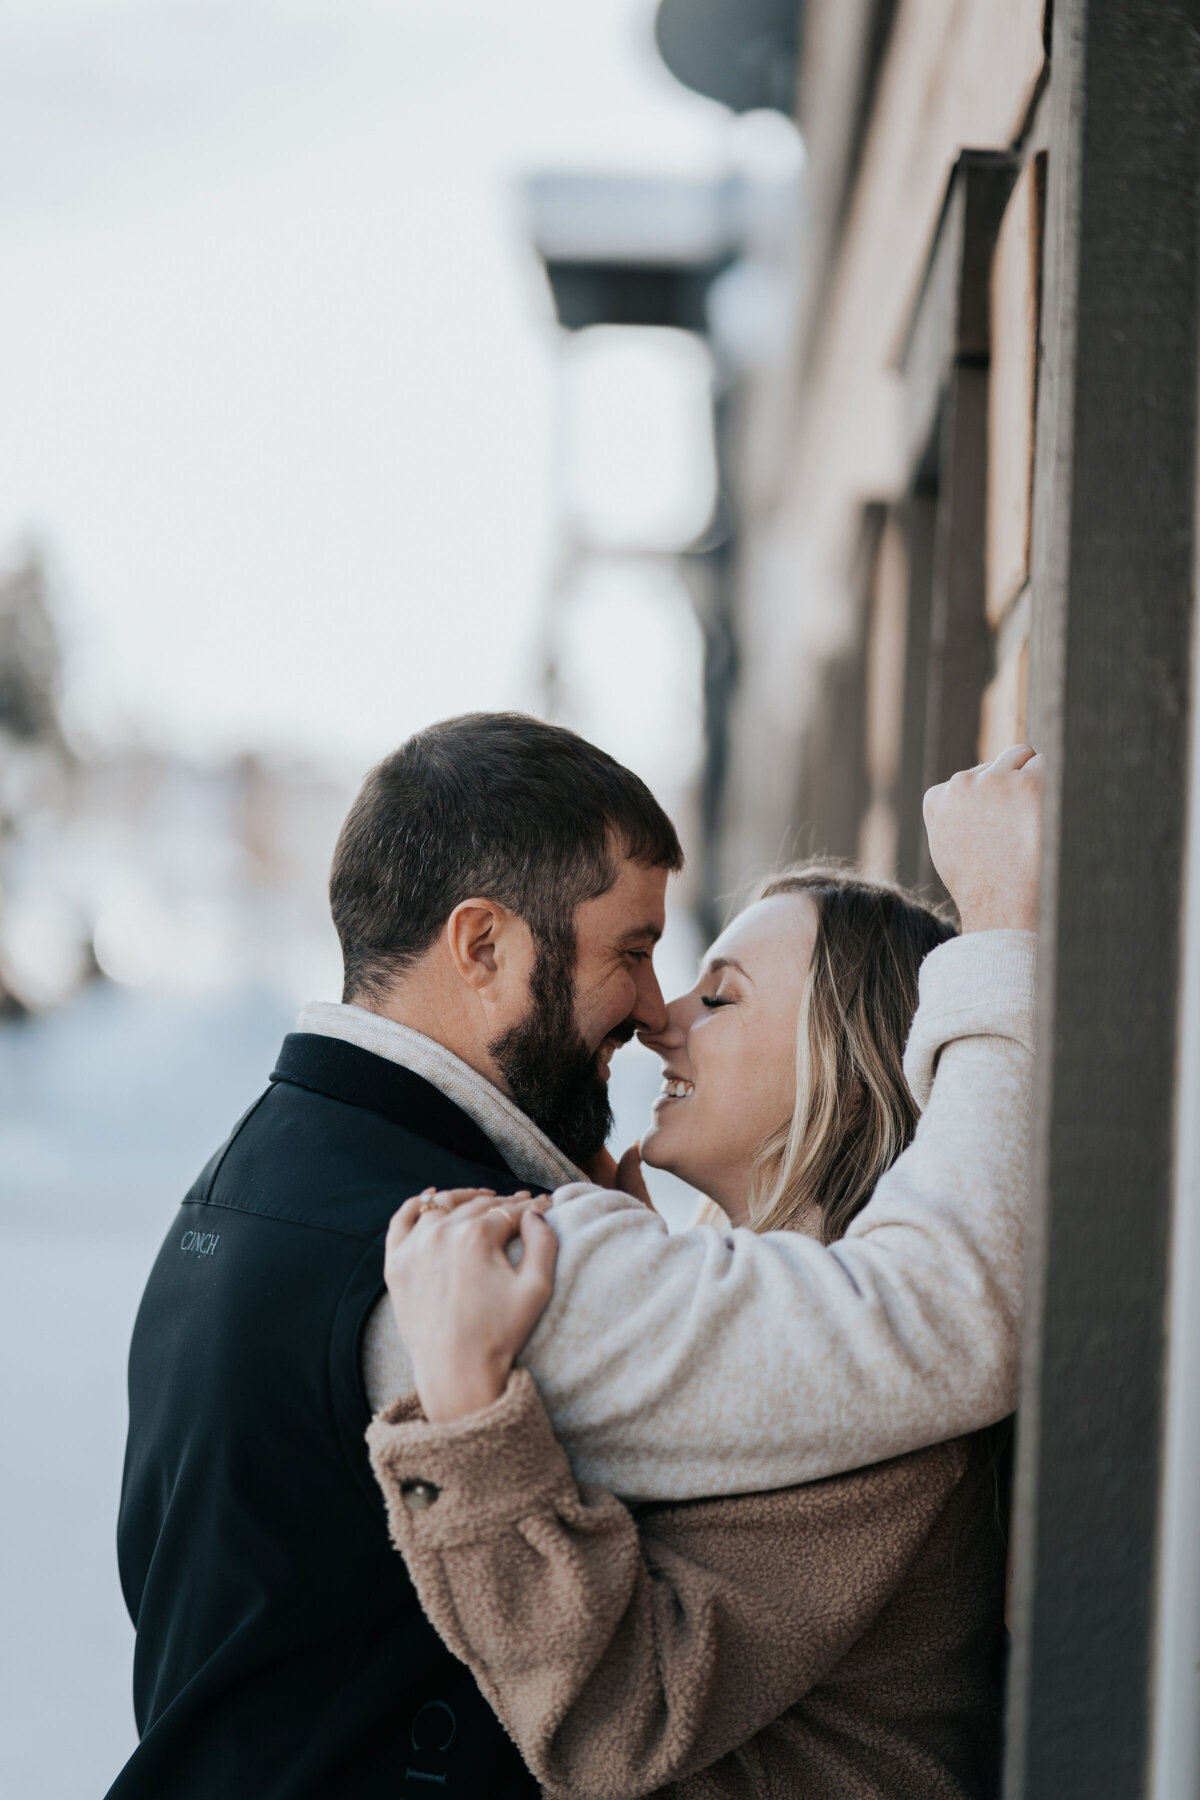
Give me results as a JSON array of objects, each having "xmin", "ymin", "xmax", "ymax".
[
  {"xmin": 367, "ymin": 1371, "xmax": 967, "ymax": 1800},
  {"xmin": 518, "ymin": 930, "xmax": 1036, "ymax": 1502}
]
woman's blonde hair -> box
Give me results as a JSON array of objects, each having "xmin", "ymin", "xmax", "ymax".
[{"xmin": 747, "ymin": 864, "xmax": 956, "ymax": 1244}]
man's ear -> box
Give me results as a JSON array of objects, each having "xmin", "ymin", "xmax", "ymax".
[
  {"xmin": 445, "ymin": 899, "xmax": 504, "ymax": 992},
  {"xmin": 445, "ymin": 898, "xmax": 537, "ymax": 1019}
]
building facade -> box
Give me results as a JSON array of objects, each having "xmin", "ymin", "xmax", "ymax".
[
  {"xmin": 676, "ymin": 3, "xmax": 1200, "ymax": 1796},
  {"xmin": 523, "ymin": 7, "xmax": 1198, "ymax": 1786}
]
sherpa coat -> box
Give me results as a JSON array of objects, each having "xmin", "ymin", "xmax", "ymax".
[{"xmin": 367, "ymin": 1370, "xmax": 1007, "ymax": 1800}]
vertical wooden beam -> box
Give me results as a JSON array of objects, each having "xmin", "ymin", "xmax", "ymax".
[
  {"xmin": 922, "ymin": 157, "xmax": 1020, "ymax": 801},
  {"xmin": 1006, "ymin": 4, "xmax": 1200, "ymax": 1797},
  {"xmin": 922, "ymin": 360, "xmax": 990, "ymax": 784},
  {"xmin": 900, "ymin": 150, "xmax": 1017, "ymax": 888},
  {"xmin": 894, "ymin": 484, "xmax": 937, "ymax": 887},
  {"xmin": 987, "ymin": 156, "xmax": 1045, "ymax": 630},
  {"xmin": 859, "ymin": 511, "xmax": 909, "ymax": 877},
  {"xmin": 794, "ymin": 504, "xmax": 880, "ymax": 863}
]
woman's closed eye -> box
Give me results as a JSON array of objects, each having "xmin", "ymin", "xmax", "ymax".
[{"xmin": 700, "ymin": 993, "xmax": 735, "ymax": 1010}]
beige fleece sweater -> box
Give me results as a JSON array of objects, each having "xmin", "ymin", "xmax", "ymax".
[
  {"xmin": 367, "ymin": 1372, "xmax": 1007, "ymax": 1800},
  {"xmin": 335, "ymin": 930, "xmax": 1034, "ymax": 1501}
]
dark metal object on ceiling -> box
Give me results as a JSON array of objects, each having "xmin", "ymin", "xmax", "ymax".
[
  {"xmin": 655, "ymin": 0, "xmax": 802, "ymax": 116},
  {"xmin": 541, "ymin": 260, "xmax": 730, "ymax": 333},
  {"xmin": 524, "ymin": 173, "xmax": 743, "ymax": 333}
]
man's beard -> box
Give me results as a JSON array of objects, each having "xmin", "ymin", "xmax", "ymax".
[{"xmin": 489, "ymin": 937, "xmax": 618, "ymax": 1167}]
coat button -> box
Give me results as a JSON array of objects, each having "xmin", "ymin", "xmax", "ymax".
[{"xmin": 400, "ymin": 1479, "xmax": 440, "ymax": 1513}]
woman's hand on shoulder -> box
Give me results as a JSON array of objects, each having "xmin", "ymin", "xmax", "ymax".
[{"xmin": 383, "ymin": 1188, "xmax": 558, "ymax": 1423}]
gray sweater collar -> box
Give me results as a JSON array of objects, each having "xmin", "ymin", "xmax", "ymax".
[{"xmin": 295, "ymin": 1001, "xmax": 582, "ymax": 1193}]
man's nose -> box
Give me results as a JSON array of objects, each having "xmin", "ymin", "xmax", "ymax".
[
  {"xmin": 637, "ymin": 986, "xmax": 685, "ymax": 1055},
  {"xmin": 631, "ymin": 962, "xmax": 669, "ymax": 1039}
]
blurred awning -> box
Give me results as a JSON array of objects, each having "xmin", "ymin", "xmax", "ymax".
[
  {"xmin": 654, "ymin": 0, "xmax": 802, "ymax": 116},
  {"xmin": 524, "ymin": 173, "xmax": 743, "ymax": 332}
]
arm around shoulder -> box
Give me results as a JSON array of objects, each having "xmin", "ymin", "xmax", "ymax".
[{"xmin": 520, "ymin": 930, "xmax": 1036, "ymax": 1502}]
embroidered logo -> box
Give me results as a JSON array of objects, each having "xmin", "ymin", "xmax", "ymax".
[
  {"xmin": 180, "ymin": 1229, "xmax": 220, "ymax": 1257},
  {"xmin": 404, "ymin": 1699, "xmax": 456, "ymax": 1790}
]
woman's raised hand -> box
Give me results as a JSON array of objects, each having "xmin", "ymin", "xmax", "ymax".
[
  {"xmin": 383, "ymin": 1188, "xmax": 558, "ymax": 1423},
  {"xmin": 923, "ymin": 743, "xmax": 1043, "ymax": 933}
]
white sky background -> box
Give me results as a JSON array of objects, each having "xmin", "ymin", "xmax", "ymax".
[{"xmin": 0, "ymin": 0, "xmax": 734, "ymax": 778}]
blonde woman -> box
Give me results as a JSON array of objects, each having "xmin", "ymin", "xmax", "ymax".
[{"xmin": 367, "ymin": 857, "xmax": 1024, "ymax": 1799}]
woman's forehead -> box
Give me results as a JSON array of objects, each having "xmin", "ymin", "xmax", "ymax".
[{"xmin": 702, "ymin": 891, "xmax": 818, "ymax": 972}]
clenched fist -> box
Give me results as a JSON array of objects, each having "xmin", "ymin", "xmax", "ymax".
[{"xmin": 924, "ymin": 744, "xmax": 1043, "ymax": 934}]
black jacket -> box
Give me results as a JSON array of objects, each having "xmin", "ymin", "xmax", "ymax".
[{"xmin": 108, "ymin": 1031, "xmax": 538, "ymax": 1800}]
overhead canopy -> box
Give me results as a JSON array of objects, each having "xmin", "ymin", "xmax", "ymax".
[{"xmin": 655, "ymin": 0, "xmax": 802, "ymax": 116}]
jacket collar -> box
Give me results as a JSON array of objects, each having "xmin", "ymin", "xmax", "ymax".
[
  {"xmin": 271, "ymin": 1033, "xmax": 515, "ymax": 1179},
  {"xmin": 294, "ymin": 1001, "xmax": 583, "ymax": 1191}
]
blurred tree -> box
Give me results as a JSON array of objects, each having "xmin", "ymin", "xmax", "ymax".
[
  {"xmin": 0, "ymin": 550, "xmax": 74, "ymax": 1015},
  {"xmin": 0, "ymin": 551, "xmax": 65, "ymax": 747}
]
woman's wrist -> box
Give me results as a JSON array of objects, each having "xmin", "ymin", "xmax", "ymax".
[
  {"xmin": 411, "ymin": 1348, "xmax": 512, "ymax": 1424},
  {"xmin": 367, "ymin": 1370, "xmax": 573, "ymax": 1548}
]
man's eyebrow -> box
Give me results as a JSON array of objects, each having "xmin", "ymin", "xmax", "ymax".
[
  {"xmin": 619, "ymin": 922, "xmax": 663, "ymax": 946},
  {"xmin": 702, "ymin": 954, "xmax": 753, "ymax": 981}
]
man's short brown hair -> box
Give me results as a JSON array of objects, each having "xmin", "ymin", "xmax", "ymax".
[{"xmin": 329, "ymin": 713, "xmax": 683, "ymax": 1004}]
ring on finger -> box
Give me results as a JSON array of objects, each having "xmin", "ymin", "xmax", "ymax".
[
  {"xmin": 490, "ymin": 1206, "xmax": 516, "ymax": 1229},
  {"xmin": 416, "ymin": 1189, "xmax": 451, "ymax": 1216}
]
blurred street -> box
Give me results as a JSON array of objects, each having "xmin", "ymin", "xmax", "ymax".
[
  {"xmin": 0, "ymin": 978, "xmax": 694, "ymax": 1797},
  {"xmin": 0, "ymin": 986, "xmax": 293, "ymax": 1793}
]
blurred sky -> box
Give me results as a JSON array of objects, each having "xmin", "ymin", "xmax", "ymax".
[
  {"xmin": 0, "ymin": 0, "xmax": 734, "ymax": 772},
  {"xmin": 0, "ymin": 21, "xmax": 732, "ymax": 1789}
]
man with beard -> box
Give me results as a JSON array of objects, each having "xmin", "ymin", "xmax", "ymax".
[
  {"xmin": 111, "ymin": 713, "xmax": 1033, "ymax": 1800},
  {"xmin": 110, "ymin": 713, "xmax": 680, "ymax": 1800}
]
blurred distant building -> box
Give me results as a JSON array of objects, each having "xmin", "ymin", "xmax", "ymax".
[
  {"xmin": 645, "ymin": 3, "xmax": 1200, "ymax": 1797},
  {"xmin": 0, "ymin": 552, "xmax": 346, "ymax": 1016}
]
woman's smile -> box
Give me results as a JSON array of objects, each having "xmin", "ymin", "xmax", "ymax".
[{"xmin": 638, "ymin": 893, "xmax": 818, "ymax": 1214}]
